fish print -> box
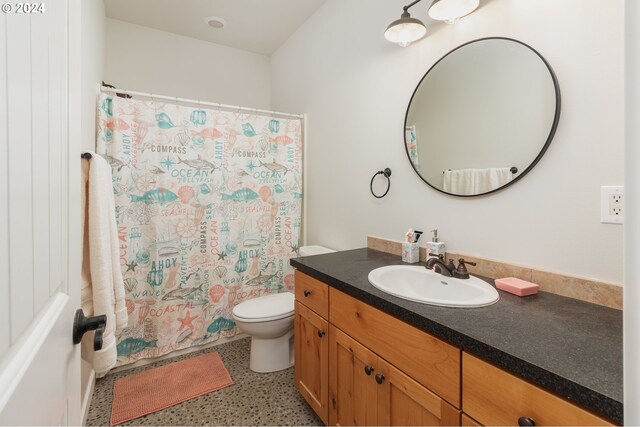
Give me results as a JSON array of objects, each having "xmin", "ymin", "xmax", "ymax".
[
  {"xmin": 245, "ymin": 272, "xmax": 277, "ymax": 287},
  {"xmin": 155, "ymin": 112, "xmax": 175, "ymax": 129},
  {"xmin": 178, "ymin": 156, "xmax": 218, "ymax": 171},
  {"xmin": 259, "ymin": 159, "xmax": 290, "ymax": 175},
  {"xmin": 161, "ymin": 283, "xmax": 204, "ymax": 301},
  {"xmin": 274, "ymin": 184, "xmax": 285, "ymax": 194},
  {"xmin": 269, "ymin": 135, "xmax": 294, "ymax": 145},
  {"xmin": 191, "ymin": 128, "xmax": 223, "ymax": 139},
  {"xmin": 102, "ymin": 154, "xmax": 126, "ymax": 171},
  {"xmin": 131, "ymin": 188, "xmax": 179, "ymax": 205},
  {"xmin": 200, "ymin": 183, "xmax": 212, "ymax": 194},
  {"xmin": 117, "ymin": 337, "xmax": 157, "ymax": 357},
  {"xmin": 102, "ymin": 118, "xmax": 129, "ymax": 131},
  {"xmin": 207, "ymin": 317, "xmax": 236, "ymax": 334},
  {"xmin": 221, "ymin": 188, "xmax": 260, "ymax": 202},
  {"xmin": 149, "ymin": 166, "xmax": 165, "ymax": 175},
  {"xmin": 242, "ymin": 123, "xmax": 257, "ymax": 137}
]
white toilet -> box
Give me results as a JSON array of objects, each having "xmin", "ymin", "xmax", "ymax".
[{"xmin": 232, "ymin": 245, "xmax": 335, "ymax": 373}]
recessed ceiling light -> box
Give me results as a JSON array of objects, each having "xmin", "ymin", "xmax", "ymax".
[{"xmin": 204, "ymin": 16, "xmax": 226, "ymax": 29}]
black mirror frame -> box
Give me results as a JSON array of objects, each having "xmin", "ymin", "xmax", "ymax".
[{"xmin": 404, "ymin": 36, "xmax": 562, "ymax": 197}]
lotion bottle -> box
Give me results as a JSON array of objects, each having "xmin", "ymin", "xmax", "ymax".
[{"xmin": 426, "ymin": 229, "xmax": 446, "ymax": 261}]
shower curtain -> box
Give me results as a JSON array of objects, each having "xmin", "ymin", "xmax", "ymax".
[{"xmin": 97, "ymin": 93, "xmax": 303, "ymax": 366}]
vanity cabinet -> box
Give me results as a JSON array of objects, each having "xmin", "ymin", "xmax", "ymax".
[
  {"xmin": 294, "ymin": 270, "xmax": 615, "ymax": 426},
  {"xmin": 462, "ymin": 353, "xmax": 613, "ymax": 426},
  {"xmin": 294, "ymin": 272, "xmax": 330, "ymax": 424}
]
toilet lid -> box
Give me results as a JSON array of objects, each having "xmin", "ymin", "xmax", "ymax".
[{"xmin": 232, "ymin": 292, "xmax": 294, "ymax": 321}]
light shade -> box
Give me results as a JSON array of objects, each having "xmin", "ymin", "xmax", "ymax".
[
  {"xmin": 384, "ymin": 11, "xmax": 427, "ymax": 47},
  {"xmin": 428, "ymin": 0, "xmax": 479, "ymax": 23}
]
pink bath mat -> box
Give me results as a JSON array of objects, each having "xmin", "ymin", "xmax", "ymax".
[{"xmin": 110, "ymin": 352, "xmax": 233, "ymax": 426}]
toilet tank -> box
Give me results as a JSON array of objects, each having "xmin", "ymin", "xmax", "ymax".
[{"xmin": 299, "ymin": 245, "xmax": 335, "ymax": 257}]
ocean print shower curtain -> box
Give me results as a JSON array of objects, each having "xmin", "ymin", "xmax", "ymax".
[{"xmin": 97, "ymin": 93, "xmax": 302, "ymax": 366}]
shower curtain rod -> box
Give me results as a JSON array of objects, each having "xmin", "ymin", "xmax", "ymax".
[{"xmin": 99, "ymin": 86, "xmax": 304, "ymax": 119}]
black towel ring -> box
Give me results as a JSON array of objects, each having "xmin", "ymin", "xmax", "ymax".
[{"xmin": 370, "ymin": 168, "xmax": 392, "ymax": 199}]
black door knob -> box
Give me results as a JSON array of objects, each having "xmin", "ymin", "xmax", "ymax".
[
  {"xmin": 317, "ymin": 330, "xmax": 326, "ymax": 338},
  {"xmin": 375, "ymin": 373, "xmax": 385, "ymax": 384},
  {"xmin": 73, "ymin": 309, "xmax": 107, "ymax": 351},
  {"xmin": 364, "ymin": 365, "xmax": 374, "ymax": 376},
  {"xmin": 304, "ymin": 290, "xmax": 311, "ymax": 297},
  {"xmin": 518, "ymin": 417, "xmax": 535, "ymax": 426}
]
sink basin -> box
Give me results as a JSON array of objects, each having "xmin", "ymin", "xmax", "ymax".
[{"xmin": 368, "ymin": 265, "xmax": 499, "ymax": 308}]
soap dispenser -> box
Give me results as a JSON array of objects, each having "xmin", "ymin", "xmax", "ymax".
[{"xmin": 426, "ymin": 229, "xmax": 446, "ymax": 261}]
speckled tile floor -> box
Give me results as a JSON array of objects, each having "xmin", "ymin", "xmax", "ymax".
[{"xmin": 86, "ymin": 337, "xmax": 322, "ymax": 426}]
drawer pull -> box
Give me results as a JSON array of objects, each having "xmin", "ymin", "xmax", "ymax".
[
  {"xmin": 375, "ymin": 373, "xmax": 385, "ymax": 384},
  {"xmin": 303, "ymin": 290, "xmax": 312, "ymax": 297},
  {"xmin": 518, "ymin": 417, "xmax": 535, "ymax": 426},
  {"xmin": 364, "ymin": 365, "xmax": 374, "ymax": 376},
  {"xmin": 317, "ymin": 330, "xmax": 326, "ymax": 338}
]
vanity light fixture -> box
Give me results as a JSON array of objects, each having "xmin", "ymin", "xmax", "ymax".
[
  {"xmin": 428, "ymin": 0, "xmax": 479, "ymax": 24},
  {"xmin": 384, "ymin": 0, "xmax": 427, "ymax": 47}
]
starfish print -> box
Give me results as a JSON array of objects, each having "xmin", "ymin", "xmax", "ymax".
[
  {"xmin": 125, "ymin": 260, "xmax": 138, "ymax": 272},
  {"xmin": 177, "ymin": 310, "xmax": 198, "ymax": 331},
  {"xmin": 217, "ymin": 251, "xmax": 228, "ymax": 261},
  {"xmin": 291, "ymin": 244, "xmax": 300, "ymax": 254},
  {"xmin": 246, "ymin": 161, "xmax": 257, "ymax": 172},
  {"xmin": 161, "ymin": 156, "xmax": 176, "ymax": 170}
]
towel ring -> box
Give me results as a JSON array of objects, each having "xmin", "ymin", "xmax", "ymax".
[{"xmin": 370, "ymin": 168, "xmax": 392, "ymax": 199}]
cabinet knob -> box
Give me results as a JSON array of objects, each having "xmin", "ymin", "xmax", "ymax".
[
  {"xmin": 518, "ymin": 417, "xmax": 535, "ymax": 426},
  {"xmin": 375, "ymin": 373, "xmax": 385, "ymax": 384},
  {"xmin": 304, "ymin": 290, "xmax": 311, "ymax": 297},
  {"xmin": 317, "ymin": 330, "xmax": 326, "ymax": 338},
  {"xmin": 364, "ymin": 365, "xmax": 374, "ymax": 376}
]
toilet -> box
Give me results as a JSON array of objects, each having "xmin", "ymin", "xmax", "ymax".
[{"xmin": 232, "ymin": 245, "xmax": 335, "ymax": 373}]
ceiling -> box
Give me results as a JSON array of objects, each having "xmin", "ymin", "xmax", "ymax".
[{"xmin": 104, "ymin": 0, "xmax": 327, "ymax": 56}]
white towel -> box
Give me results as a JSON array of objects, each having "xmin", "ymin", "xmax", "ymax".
[
  {"xmin": 443, "ymin": 168, "xmax": 513, "ymax": 195},
  {"xmin": 80, "ymin": 152, "xmax": 128, "ymax": 377}
]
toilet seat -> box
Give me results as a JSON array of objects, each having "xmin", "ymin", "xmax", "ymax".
[{"xmin": 232, "ymin": 292, "xmax": 294, "ymax": 323}]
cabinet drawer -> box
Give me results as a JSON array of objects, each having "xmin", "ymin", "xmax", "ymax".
[
  {"xmin": 330, "ymin": 288, "xmax": 461, "ymax": 408},
  {"xmin": 462, "ymin": 352, "xmax": 613, "ymax": 426},
  {"xmin": 295, "ymin": 270, "xmax": 329, "ymax": 318}
]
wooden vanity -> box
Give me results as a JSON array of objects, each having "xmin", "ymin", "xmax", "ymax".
[{"xmin": 293, "ymin": 270, "xmax": 615, "ymax": 426}]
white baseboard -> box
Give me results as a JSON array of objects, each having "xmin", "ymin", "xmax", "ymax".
[{"xmin": 80, "ymin": 366, "xmax": 95, "ymax": 426}]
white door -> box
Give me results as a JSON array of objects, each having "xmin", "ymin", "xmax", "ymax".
[{"xmin": 0, "ymin": 0, "xmax": 83, "ymax": 425}]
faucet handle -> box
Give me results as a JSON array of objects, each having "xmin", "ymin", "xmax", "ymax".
[
  {"xmin": 428, "ymin": 253, "xmax": 445, "ymax": 260},
  {"xmin": 454, "ymin": 258, "xmax": 477, "ymax": 279},
  {"xmin": 458, "ymin": 258, "xmax": 477, "ymax": 267}
]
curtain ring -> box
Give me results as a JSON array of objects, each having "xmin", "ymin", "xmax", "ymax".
[{"xmin": 370, "ymin": 168, "xmax": 392, "ymax": 199}]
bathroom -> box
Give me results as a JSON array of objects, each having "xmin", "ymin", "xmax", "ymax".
[{"xmin": 0, "ymin": 0, "xmax": 638, "ymax": 425}]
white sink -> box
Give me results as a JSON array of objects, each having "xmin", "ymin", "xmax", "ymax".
[{"xmin": 368, "ymin": 265, "xmax": 499, "ymax": 308}]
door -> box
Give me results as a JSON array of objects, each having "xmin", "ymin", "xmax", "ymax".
[
  {"xmin": 377, "ymin": 359, "xmax": 461, "ymax": 426},
  {"xmin": 0, "ymin": 0, "xmax": 83, "ymax": 424},
  {"xmin": 294, "ymin": 302, "xmax": 329, "ymax": 424},
  {"xmin": 329, "ymin": 326, "xmax": 378, "ymax": 426}
]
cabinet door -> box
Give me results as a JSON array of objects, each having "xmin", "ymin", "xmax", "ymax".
[
  {"xmin": 329, "ymin": 326, "xmax": 378, "ymax": 426},
  {"xmin": 377, "ymin": 359, "xmax": 461, "ymax": 426},
  {"xmin": 295, "ymin": 301, "xmax": 329, "ymax": 424}
]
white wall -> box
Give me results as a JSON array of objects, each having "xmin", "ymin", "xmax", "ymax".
[
  {"xmin": 270, "ymin": 0, "xmax": 624, "ymax": 284},
  {"xmin": 624, "ymin": 0, "xmax": 639, "ymax": 422},
  {"xmin": 81, "ymin": 0, "xmax": 105, "ymax": 152},
  {"xmin": 105, "ymin": 19, "xmax": 271, "ymax": 109}
]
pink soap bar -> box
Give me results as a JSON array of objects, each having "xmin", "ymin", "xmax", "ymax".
[{"xmin": 495, "ymin": 277, "xmax": 539, "ymax": 296}]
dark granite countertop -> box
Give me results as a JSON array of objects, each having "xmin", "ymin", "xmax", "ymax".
[{"xmin": 290, "ymin": 248, "xmax": 623, "ymax": 424}]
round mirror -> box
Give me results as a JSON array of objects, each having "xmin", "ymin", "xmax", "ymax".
[{"xmin": 405, "ymin": 37, "xmax": 560, "ymax": 196}]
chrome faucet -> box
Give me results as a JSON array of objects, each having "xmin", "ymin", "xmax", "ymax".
[
  {"xmin": 425, "ymin": 254, "xmax": 455, "ymax": 277},
  {"xmin": 425, "ymin": 254, "xmax": 477, "ymax": 279}
]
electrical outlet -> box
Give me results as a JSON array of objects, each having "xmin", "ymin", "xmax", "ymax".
[{"xmin": 601, "ymin": 186, "xmax": 624, "ymax": 224}]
